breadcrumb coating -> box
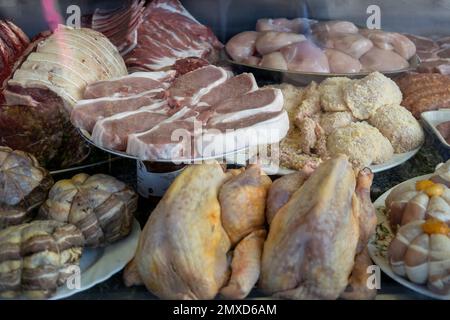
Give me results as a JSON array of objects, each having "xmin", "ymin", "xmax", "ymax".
[
  {"xmin": 369, "ymin": 104, "xmax": 424, "ymax": 153},
  {"xmin": 327, "ymin": 122, "xmax": 394, "ymax": 169},
  {"xmin": 344, "ymin": 72, "xmax": 402, "ymax": 120},
  {"xmin": 319, "ymin": 77, "xmax": 351, "ymax": 112}
]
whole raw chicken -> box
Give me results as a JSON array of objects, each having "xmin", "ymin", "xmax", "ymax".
[
  {"xmin": 260, "ymin": 155, "xmax": 377, "ymax": 299},
  {"xmin": 124, "ymin": 162, "xmax": 271, "ymax": 299}
]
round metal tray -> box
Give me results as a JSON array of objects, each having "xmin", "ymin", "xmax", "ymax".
[
  {"xmin": 78, "ymin": 129, "xmax": 250, "ymax": 164},
  {"xmin": 222, "ymin": 50, "xmax": 420, "ymax": 86}
]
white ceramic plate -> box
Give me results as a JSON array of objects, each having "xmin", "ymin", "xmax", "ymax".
[
  {"xmin": 262, "ymin": 146, "xmax": 421, "ymax": 175},
  {"xmin": 421, "ymin": 109, "xmax": 450, "ymax": 150},
  {"xmin": 49, "ymin": 218, "xmax": 141, "ymax": 300},
  {"xmin": 368, "ymin": 174, "xmax": 450, "ymax": 300}
]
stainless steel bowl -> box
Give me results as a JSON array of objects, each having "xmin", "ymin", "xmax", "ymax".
[{"xmin": 221, "ymin": 50, "xmax": 420, "ymax": 86}]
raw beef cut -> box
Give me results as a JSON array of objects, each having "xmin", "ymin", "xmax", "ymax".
[
  {"xmin": 124, "ymin": 0, "xmax": 222, "ymax": 71},
  {"xmin": 0, "ymin": 20, "xmax": 30, "ymax": 102},
  {"xmin": 70, "ymin": 66, "xmax": 289, "ymax": 161}
]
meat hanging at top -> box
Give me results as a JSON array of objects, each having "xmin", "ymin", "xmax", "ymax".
[{"xmin": 124, "ymin": 0, "xmax": 223, "ymax": 72}]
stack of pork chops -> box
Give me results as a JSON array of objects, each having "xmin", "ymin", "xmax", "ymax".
[{"xmin": 71, "ymin": 65, "xmax": 289, "ymax": 160}]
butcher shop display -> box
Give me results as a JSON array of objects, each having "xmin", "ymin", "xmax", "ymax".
[
  {"xmin": 226, "ymin": 18, "xmax": 417, "ymax": 74},
  {"xmin": 0, "ymin": 0, "xmax": 450, "ymax": 302}
]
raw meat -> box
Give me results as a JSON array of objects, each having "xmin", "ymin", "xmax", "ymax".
[
  {"xmin": 71, "ymin": 95, "xmax": 168, "ymax": 132},
  {"xmin": 259, "ymin": 52, "xmax": 288, "ymax": 70},
  {"xmin": 255, "ymin": 32, "xmax": 305, "ymax": 55},
  {"xmin": 319, "ymin": 33, "xmax": 373, "ymax": 59},
  {"xmin": 280, "ymin": 40, "xmax": 330, "ymax": 73},
  {"xmin": 325, "ymin": 49, "xmax": 362, "ymax": 73},
  {"xmin": 5, "ymin": 25, "xmax": 127, "ymax": 114},
  {"xmin": 0, "ymin": 20, "xmax": 30, "ymax": 102},
  {"xmin": 83, "ymin": 71, "xmax": 175, "ymax": 99},
  {"xmin": 225, "ymin": 31, "xmax": 259, "ymax": 62},
  {"xmin": 86, "ymin": 0, "xmax": 146, "ymax": 55},
  {"xmin": 256, "ymin": 18, "xmax": 317, "ymax": 33},
  {"xmin": 207, "ymin": 88, "xmax": 284, "ymax": 125},
  {"xmin": 312, "ymin": 20, "xmax": 359, "ymax": 35},
  {"xmin": 360, "ymin": 47, "xmax": 409, "ymax": 72},
  {"xmin": 71, "ymin": 67, "xmax": 289, "ymax": 161},
  {"xmin": 124, "ymin": 0, "xmax": 222, "ymax": 71},
  {"xmin": 360, "ymin": 30, "xmax": 416, "ymax": 60},
  {"xmin": 199, "ymin": 73, "xmax": 258, "ymax": 106},
  {"xmin": 167, "ymin": 65, "xmax": 229, "ymax": 107},
  {"xmin": 92, "ymin": 108, "xmax": 169, "ymax": 150}
]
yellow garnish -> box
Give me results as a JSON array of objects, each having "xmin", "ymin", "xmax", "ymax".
[
  {"xmin": 422, "ymin": 218, "xmax": 450, "ymax": 235},
  {"xmin": 416, "ymin": 179, "xmax": 435, "ymax": 191},
  {"xmin": 424, "ymin": 184, "xmax": 445, "ymax": 197}
]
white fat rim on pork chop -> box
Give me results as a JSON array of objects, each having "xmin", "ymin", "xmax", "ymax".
[
  {"xmin": 198, "ymin": 111, "xmax": 290, "ymax": 158},
  {"xmin": 208, "ymin": 88, "xmax": 284, "ymax": 125}
]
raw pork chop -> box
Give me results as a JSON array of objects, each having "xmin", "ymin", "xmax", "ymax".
[
  {"xmin": 199, "ymin": 73, "xmax": 257, "ymax": 106},
  {"xmin": 167, "ymin": 65, "xmax": 228, "ymax": 107},
  {"xmin": 92, "ymin": 107, "xmax": 169, "ymax": 150},
  {"xmin": 84, "ymin": 71, "xmax": 175, "ymax": 99},
  {"xmin": 71, "ymin": 96, "xmax": 168, "ymax": 132}
]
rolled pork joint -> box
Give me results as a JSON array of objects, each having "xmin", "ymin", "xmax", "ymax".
[
  {"xmin": 123, "ymin": 162, "xmax": 271, "ymax": 300},
  {"xmin": 0, "ymin": 147, "xmax": 53, "ymax": 231},
  {"xmin": 5, "ymin": 25, "xmax": 127, "ymax": 115},
  {"xmin": 280, "ymin": 40, "xmax": 330, "ymax": 73},
  {"xmin": 255, "ymin": 31, "xmax": 306, "ymax": 55},
  {"xmin": 225, "ymin": 31, "xmax": 260, "ymax": 62},
  {"xmin": 0, "ymin": 220, "xmax": 84, "ymax": 299},
  {"xmin": 39, "ymin": 173, "xmax": 138, "ymax": 248}
]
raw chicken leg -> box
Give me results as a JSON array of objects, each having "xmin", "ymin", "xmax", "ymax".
[
  {"xmin": 220, "ymin": 229, "xmax": 266, "ymax": 299},
  {"xmin": 219, "ymin": 165, "xmax": 271, "ymax": 245}
]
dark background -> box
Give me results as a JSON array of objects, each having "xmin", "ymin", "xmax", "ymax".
[{"xmin": 1, "ymin": 0, "xmax": 449, "ymax": 40}]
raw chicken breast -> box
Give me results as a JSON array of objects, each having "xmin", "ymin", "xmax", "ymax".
[
  {"xmin": 280, "ymin": 40, "xmax": 330, "ymax": 73},
  {"xmin": 255, "ymin": 31, "xmax": 305, "ymax": 55},
  {"xmin": 225, "ymin": 31, "xmax": 260, "ymax": 62},
  {"xmin": 325, "ymin": 49, "xmax": 362, "ymax": 73},
  {"xmin": 360, "ymin": 47, "xmax": 409, "ymax": 72},
  {"xmin": 259, "ymin": 52, "xmax": 288, "ymax": 70}
]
